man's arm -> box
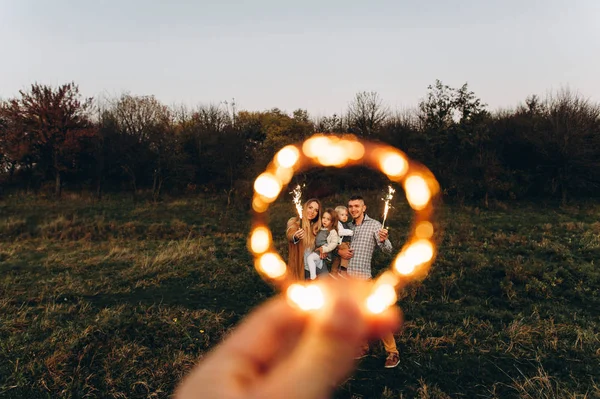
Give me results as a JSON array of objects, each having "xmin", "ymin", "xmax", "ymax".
[{"xmin": 374, "ymin": 224, "xmax": 392, "ymax": 254}]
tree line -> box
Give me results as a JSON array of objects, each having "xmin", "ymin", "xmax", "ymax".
[{"xmin": 1, "ymin": 80, "xmax": 599, "ymax": 204}]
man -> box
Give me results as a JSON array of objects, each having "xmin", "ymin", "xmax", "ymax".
[{"xmin": 337, "ymin": 195, "xmax": 400, "ymax": 368}]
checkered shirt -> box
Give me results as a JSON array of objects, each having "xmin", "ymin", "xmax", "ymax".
[{"xmin": 347, "ymin": 214, "xmax": 393, "ymax": 280}]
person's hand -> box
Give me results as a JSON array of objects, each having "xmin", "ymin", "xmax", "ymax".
[
  {"xmin": 378, "ymin": 229, "xmax": 389, "ymax": 243},
  {"xmin": 319, "ymin": 247, "xmax": 327, "ymax": 259},
  {"xmin": 294, "ymin": 229, "xmax": 305, "ymax": 240},
  {"xmin": 174, "ymin": 279, "xmax": 401, "ymax": 399},
  {"xmin": 338, "ymin": 246, "xmax": 353, "ymax": 260}
]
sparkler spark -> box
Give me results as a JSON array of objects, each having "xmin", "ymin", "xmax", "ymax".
[
  {"xmin": 290, "ymin": 184, "xmax": 304, "ymax": 220},
  {"xmin": 381, "ymin": 185, "xmax": 396, "ymax": 230}
]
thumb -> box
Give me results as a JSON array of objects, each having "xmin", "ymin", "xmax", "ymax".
[{"xmin": 257, "ymin": 297, "xmax": 368, "ymax": 399}]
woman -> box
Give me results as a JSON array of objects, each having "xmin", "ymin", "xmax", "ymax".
[{"xmin": 286, "ymin": 198, "xmax": 322, "ymax": 281}]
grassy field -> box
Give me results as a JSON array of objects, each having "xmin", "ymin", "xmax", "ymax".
[{"xmin": 1, "ymin": 192, "xmax": 599, "ymax": 398}]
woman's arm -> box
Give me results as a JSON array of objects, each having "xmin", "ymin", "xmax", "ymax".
[{"xmin": 286, "ymin": 217, "xmax": 303, "ymax": 244}]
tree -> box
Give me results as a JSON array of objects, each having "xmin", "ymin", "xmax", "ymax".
[
  {"xmin": 178, "ymin": 104, "xmax": 233, "ymax": 188},
  {"xmin": 347, "ymin": 91, "xmax": 389, "ymax": 136},
  {"xmin": 418, "ymin": 80, "xmax": 504, "ymax": 202},
  {"xmin": 3, "ymin": 83, "xmax": 94, "ymax": 197},
  {"xmin": 418, "ymin": 80, "xmax": 455, "ymax": 132},
  {"xmin": 527, "ymin": 89, "xmax": 600, "ymax": 203},
  {"xmin": 101, "ymin": 94, "xmax": 172, "ymax": 200}
]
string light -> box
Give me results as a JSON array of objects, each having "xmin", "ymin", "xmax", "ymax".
[{"xmin": 250, "ymin": 134, "xmax": 439, "ymax": 314}]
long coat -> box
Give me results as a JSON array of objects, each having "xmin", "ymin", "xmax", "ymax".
[{"xmin": 286, "ymin": 217, "xmax": 309, "ymax": 281}]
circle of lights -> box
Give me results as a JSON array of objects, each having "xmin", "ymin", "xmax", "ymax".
[{"xmin": 248, "ymin": 134, "xmax": 440, "ymax": 314}]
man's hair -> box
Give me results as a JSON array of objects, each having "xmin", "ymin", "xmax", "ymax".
[{"xmin": 349, "ymin": 195, "xmax": 364, "ymax": 202}]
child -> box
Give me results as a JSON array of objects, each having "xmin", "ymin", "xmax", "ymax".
[
  {"xmin": 305, "ymin": 208, "xmax": 339, "ymax": 280},
  {"xmin": 331, "ymin": 205, "xmax": 354, "ymax": 275}
]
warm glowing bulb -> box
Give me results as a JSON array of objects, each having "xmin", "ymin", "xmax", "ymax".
[
  {"xmin": 405, "ymin": 175, "xmax": 431, "ymax": 210},
  {"xmin": 302, "ymin": 135, "xmax": 329, "ymax": 158},
  {"xmin": 287, "ymin": 284, "xmax": 305, "ymax": 306},
  {"xmin": 259, "ymin": 253, "xmax": 286, "ymax": 279},
  {"xmin": 394, "ymin": 239, "xmax": 434, "ymax": 275},
  {"xmin": 348, "ymin": 141, "xmax": 365, "ymax": 160},
  {"xmin": 274, "ymin": 166, "xmax": 293, "ymax": 186},
  {"xmin": 381, "ymin": 153, "xmax": 408, "ymax": 178},
  {"xmin": 252, "ymin": 196, "xmax": 269, "ymax": 213},
  {"xmin": 254, "ymin": 173, "xmax": 282, "ymax": 200},
  {"xmin": 415, "ymin": 221, "xmax": 434, "ymax": 239},
  {"xmin": 306, "ymin": 285, "xmax": 325, "ymax": 309},
  {"xmin": 250, "ymin": 227, "xmax": 270, "ymax": 254},
  {"xmin": 286, "ymin": 284, "xmax": 325, "ymax": 311},
  {"xmin": 366, "ymin": 284, "xmax": 397, "ymax": 314},
  {"xmin": 276, "ymin": 146, "xmax": 300, "ymax": 168},
  {"xmin": 394, "ymin": 254, "xmax": 415, "ymax": 275},
  {"xmin": 317, "ymin": 143, "xmax": 347, "ymax": 166}
]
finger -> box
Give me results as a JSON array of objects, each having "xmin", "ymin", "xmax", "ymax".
[
  {"xmin": 256, "ymin": 280, "xmax": 401, "ymax": 399},
  {"xmin": 222, "ymin": 298, "xmax": 307, "ymax": 369},
  {"xmin": 174, "ymin": 299, "xmax": 307, "ymax": 399}
]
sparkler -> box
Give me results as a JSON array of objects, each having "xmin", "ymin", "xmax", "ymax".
[
  {"xmin": 381, "ymin": 185, "xmax": 396, "ymax": 230},
  {"xmin": 290, "ymin": 184, "xmax": 304, "ymax": 220}
]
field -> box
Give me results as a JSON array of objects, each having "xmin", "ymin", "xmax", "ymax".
[{"xmin": 1, "ymin": 193, "xmax": 599, "ymax": 398}]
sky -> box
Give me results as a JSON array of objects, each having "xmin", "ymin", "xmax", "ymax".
[{"xmin": 1, "ymin": 0, "xmax": 599, "ymax": 117}]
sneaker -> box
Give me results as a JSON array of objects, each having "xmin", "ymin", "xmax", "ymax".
[
  {"xmin": 384, "ymin": 352, "xmax": 400, "ymax": 368},
  {"xmin": 354, "ymin": 347, "xmax": 369, "ymax": 360}
]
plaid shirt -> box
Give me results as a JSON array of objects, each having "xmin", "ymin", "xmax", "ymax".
[{"xmin": 347, "ymin": 214, "xmax": 393, "ymax": 280}]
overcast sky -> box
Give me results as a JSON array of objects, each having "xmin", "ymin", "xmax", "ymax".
[{"xmin": 1, "ymin": 0, "xmax": 599, "ymax": 116}]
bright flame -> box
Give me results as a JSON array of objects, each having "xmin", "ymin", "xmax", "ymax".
[
  {"xmin": 380, "ymin": 152, "xmax": 408, "ymax": 178},
  {"xmin": 276, "ymin": 145, "xmax": 300, "ymax": 168},
  {"xmin": 250, "ymin": 227, "xmax": 271, "ymax": 254},
  {"xmin": 259, "ymin": 253, "xmax": 286, "ymax": 279},
  {"xmin": 405, "ymin": 175, "xmax": 431, "ymax": 210},
  {"xmin": 290, "ymin": 184, "xmax": 304, "ymax": 219},
  {"xmin": 287, "ymin": 284, "xmax": 325, "ymax": 311},
  {"xmin": 381, "ymin": 185, "xmax": 396, "ymax": 229},
  {"xmin": 394, "ymin": 239, "xmax": 434, "ymax": 275},
  {"xmin": 366, "ymin": 283, "xmax": 397, "ymax": 314},
  {"xmin": 254, "ymin": 173, "xmax": 282, "ymax": 200},
  {"xmin": 415, "ymin": 221, "xmax": 434, "ymax": 239}
]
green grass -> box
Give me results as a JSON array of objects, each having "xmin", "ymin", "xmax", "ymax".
[{"xmin": 1, "ymin": 193, "xmax": 599, "ymax": 398}]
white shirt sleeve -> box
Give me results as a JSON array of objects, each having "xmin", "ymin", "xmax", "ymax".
[{"xmin": 337, "ymin": 221, "xmax": 354, "ymax": 237}]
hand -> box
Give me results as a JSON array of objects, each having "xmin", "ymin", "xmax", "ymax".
[
  {"xmin": 319, "ymin": 247, "xmax": 327, "ymax": 259},
  {"xmin": 378, "ymin": 229, "xmax": 389, "ymax": 243},
  {"xmin": 337, "ymin": 246, "xmax": 353, "ymax": 260},
  {"xmin": 174, "ymin": 279, "xmax": 401, "ymax": 399},
  {"xmin": 294, "ymin": 229, "xmax": 305, "ymax": 240}
]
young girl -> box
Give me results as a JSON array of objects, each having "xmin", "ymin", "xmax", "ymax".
[{"xmin": 305, "ymin": 208, "xmax": 339, "ymax": 280}]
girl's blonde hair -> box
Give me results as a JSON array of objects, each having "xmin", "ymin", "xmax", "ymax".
[{"xmin": 301, "ymin": 198, "xmax": 322, "ymax": 249}]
